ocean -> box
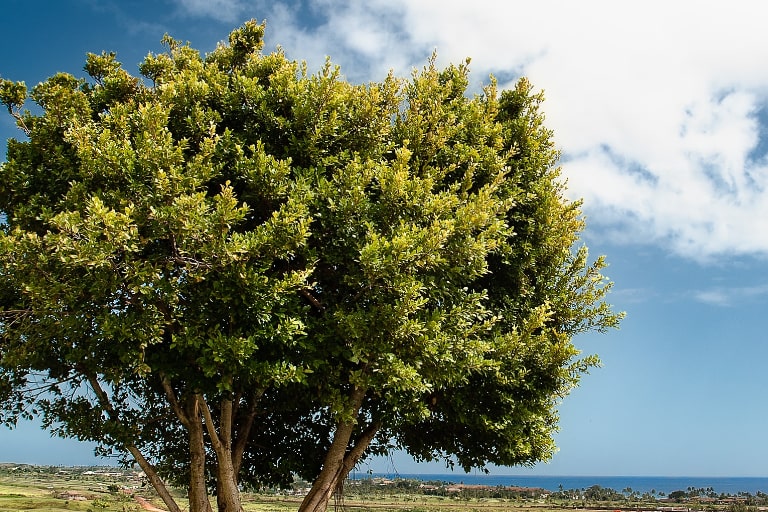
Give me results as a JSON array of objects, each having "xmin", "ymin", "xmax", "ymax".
[{"xmin": 362, "ymin": 474, "xmax": 768, "ymax": 495}]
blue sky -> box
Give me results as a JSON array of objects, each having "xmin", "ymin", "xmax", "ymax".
[{"xmin": 2, "ymin": 0, "xmax": 768, "ymax": 477}]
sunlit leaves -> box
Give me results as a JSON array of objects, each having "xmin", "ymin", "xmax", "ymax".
[
  {"xmin": 48, "ymin": 197, "xmax": 138, "ymax": 267},
  {"xmin": 0, "ymin": 18, "xmax": 622, "ymax": 494},
  {"xmin": 0, "ymin": 78, "xmax": 27, "ymax": 118}
]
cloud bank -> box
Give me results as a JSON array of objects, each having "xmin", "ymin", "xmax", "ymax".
[{"xmin": 174, "ymin": 0, "xmax": 768, "ymax": 262}]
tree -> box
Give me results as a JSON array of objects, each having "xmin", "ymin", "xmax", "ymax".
[{"xmin": 0, "ymin": 19, "xmax": 622, "ymax": 512}]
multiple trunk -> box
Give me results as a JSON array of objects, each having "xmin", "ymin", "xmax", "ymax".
[
  {"xmin": 87, "ymin": 371, "xmax": 372, "ymax": 512},
  {"xmin": 161, "ymin": 379, "xmax": 260, "ymax": 512},
  {"xmin": 202, "ymin": 397, "xmax": 244, "ymax": 512},
  {"xmin": 298, "ymin": 387, "xmax": 380, "ymax": 512}
]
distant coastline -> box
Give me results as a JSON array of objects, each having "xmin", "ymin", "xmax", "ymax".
[
  {"xmin": 359, "ymin": 474, "xmax": 768, "ymax": 495},
  {"xmin": 4, "ymin": 464, "xmax": 768, "ymax": 497}
]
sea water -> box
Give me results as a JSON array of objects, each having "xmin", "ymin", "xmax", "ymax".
[{"xmin": 362, "ymin": 474, "xmax": 768, "ymax": 495}]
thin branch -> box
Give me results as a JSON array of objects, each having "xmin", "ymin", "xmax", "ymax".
[
  {"xmin": 21, "ymin": 374, "xmax": 80, "ymax": 397},
  {"xmin": 0, "ymin": 309, "xmax": 36, "ymax": 317},
  {"xmin": 0, "ymin": 309, "xmax": 36, "ymax": 328},
  {"xmin": 5, "ymin": 105, "xmax": 30, "ymax": 136},
  {"xmin": 81, "ymin": 370, "xmax": 181, "ymax": 512},
  {"xmin": 125, "ymin": 445, "xmax": 183, "ymax": 512},
  {"xmin": 159, "ymin": 373, "xmax": 190, "ymax": 427},
  {"xmin": 83, "ymin": 374, "xmax": 113, "ymax": 413},
  {"xmin": 198, "ymin": 394, "xmax": 223, "ymax": 454},
  {"xmin": 232, "ymin": 387, "xmax": 264, "ymax": 473},
  {"xmin": 170, "ymin": 255, "xmax": 213, "ymax": 270},
  {"xmin": 300, "ymin": 288, "xmax": 325, "ymax": 312}
]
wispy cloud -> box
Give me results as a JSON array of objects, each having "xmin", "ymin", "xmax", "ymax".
[
  {"xmin": 83, "ymin": 0, "xmax": 171, "ymax": 36},
  {"xmin": 610, "ymin": 286, "xmax": 659, "ymax": 305},
  {"xmin": 242, "ymin": 0, "xmax": 768, "ymax": 263},
  {"xmin": 692, "ymin": 283, "xmax": 768, "ymax": 306}
]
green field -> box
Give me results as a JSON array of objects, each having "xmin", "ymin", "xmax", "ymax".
[
  {"xmin": 0, "ymin": 465, "xmax": 761, "ymax": 512},
  {"xmin": 0, "ymin": 471, "xmax": 589, "ymax": 512}
]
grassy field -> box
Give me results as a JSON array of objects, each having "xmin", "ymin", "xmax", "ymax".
[
  {"xmin": 0, "ymin": 472, "xmax": 596, "ymax": 512},
  {"xmin": 0, "ymin": 465, "xmax": 752, "ymax": 512},
  {"xmin": 0, "ymin": 468, "xmax": 147, "ymax": 512},
  {"xmin": 0, "ymin": 482, "xmax": 563, "ymax": 512},
  {"xmin": 0, "ymin": 479, "xmax": 648, "ymax": 512},
  {"xmin": 0, "ymin": 466, "xmax": 541, "ymax": 512}
]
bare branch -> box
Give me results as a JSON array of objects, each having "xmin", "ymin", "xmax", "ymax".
[
  {"xmin": 198, "ymin": 393, "xmax": 223, "ymax": 453},
  {"xmin": 126, "ymin": 445, "xmax": 183, "ymax": 512},
  {"xmin": 300, "ymin": 288, "xmax": 325, "ymax": 312},
  {"xmin": 5, "ymin": 105, "xmax": 30, "ymax": 136},
  {"xmin": 232, "ymin": 387, "xmax": 264, "ymax": 473},
  {"xmin": 159, "ymin": 373, "xmax": 190, "ymax": 427}
]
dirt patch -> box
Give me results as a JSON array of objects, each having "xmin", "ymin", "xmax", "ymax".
[{"xmin": 134, "ymin": 495, "xmax": 167, "ymax": 511}]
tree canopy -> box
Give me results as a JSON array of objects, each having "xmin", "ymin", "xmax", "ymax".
[{"xmin": 0, "ymin": 20, "xmax": 622, "ymax": 512}]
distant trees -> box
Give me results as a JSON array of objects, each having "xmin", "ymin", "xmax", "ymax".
[
  {"xmin": 0, "ymin": 19, "xmax": 621, "ymax": 512},
  {"xmin": 550, "ymin": 484, "xmax": 625, "ymax": 502},
  {"xmin": 667, "ymin": 487, "xmax": 721, "ymax": 502}
]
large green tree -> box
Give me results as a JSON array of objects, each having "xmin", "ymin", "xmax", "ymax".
[{"xmin": 0, "ymin": 20, "xmax": 622, "ymax": 512}]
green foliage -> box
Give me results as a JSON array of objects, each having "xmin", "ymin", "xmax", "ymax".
[
  {"xmin": 728, "ymin": 504, "xmax": 760, "ymax": 512},
  {"xmin": 0, "ymin": 17, "xmax": 622, "ymax": 506}
]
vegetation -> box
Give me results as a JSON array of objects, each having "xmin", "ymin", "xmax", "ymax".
[
  {"xmin": 0, "ymin": 18, "xmax": 621, "ymax": 512},
  {"xmin": 0, "ymin": 464, "xmax": 149, "ymax": 512},
  {"xmin": 2, "ymin": 465, "xmax": 768, "ymax": 512}
]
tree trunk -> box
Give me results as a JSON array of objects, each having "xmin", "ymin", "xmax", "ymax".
[
  {"xmin": 299, "ymin": 388, "xmax": 378, "ymax": 512},
  {"xmin": 160, "ymin": 377, "xmax": 213, "ymax": 512},
  {"xmin": 231, "ymin": 389, "xmax": 263, "ymax": 475},
  {"xmin": 214, "ymin": 456, "xmax": 242, "ymax": 512},
  {"xmin": 84, "ymin": 373, "xmax": 182, "ymax": 512},
  {"xmin": 187, "ymin": 401, "xmax": 213, "ymax": 512},
  {"xmin": 201, "ymin": 395, "xmax": 243, "ymax": 512},
  {"xmin": 219, "ymin": 390, "xmax": 262, "ymax": 511},
  {"xmin": 126, "ymin": 445, "xmax": 182, "ymax": 512},
  {"xmin": 299, "ymin": 423, "xmax": 354, "ymax": 512}
]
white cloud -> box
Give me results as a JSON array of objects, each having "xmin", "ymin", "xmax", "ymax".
[
  {"xmin": 259, "ymin": 1, "xmax": 418, "ymax": 82},
  {"xmin": 222, "ymin": 0, "xmax": 768, "ymax": 261},
  {"xmin": 693, "ymin": 282, "xmax": 768, "ymax": 306}
]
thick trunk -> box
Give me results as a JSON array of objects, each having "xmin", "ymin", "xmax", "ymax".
[
  {"xmin": 299, "ymin": 388, "xmax": 378, "ymax": 512},
  {"xmin": 299, "ymin": 422, "xmax": 354, "ymax": 512},
  {"xmin": 187, "ymin": 401, "xmax": 213, "ymax": 512},
  {"xmin": 214, "ymin": 456, "xmax": 242, "ymax": 512},
  {"xmin": 216, "ymin": 389, "xmax": 262, "ymax": 511},
  {"xmin": 201, "ymin": 396, "xmax": 243, "ymax": 512}
]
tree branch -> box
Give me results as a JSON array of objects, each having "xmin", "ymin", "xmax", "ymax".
[
  {"xmin": 5, "ymin": 105, "xmax": 30, "ymax": 136},
  {"xmin": 159, "ymin": 373, "xmax": 190, "ymax": 427},
  {"xmin": 83, "ymin": 372, "xmax": 181, "ymax": 512},
  {"xmin": 232, "ymin": 387, "xmax": 265, "ymax": 474},
  {"xmin": 125, "ymin": 445, "xmax": 183, "ymax": 512},
  {"xmin": 343, "ymin": 420, "xmax": 382, "ymax": 473},
  {"xmin": 198, "ymin": 394, "xmax": 224, "ymax": 454},
  {"xmin": 300, "ymin": 288, "xmax": 325, "ymax": 312},
  {"xmin": 220, "ymin": 397, "xmax": 233, "ymax": 449}
]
